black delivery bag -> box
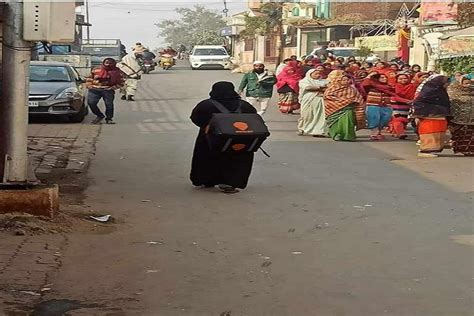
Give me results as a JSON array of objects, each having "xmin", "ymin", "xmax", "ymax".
[{"xmin": 206, "ymin": 100, "xmax": 270, "ymax": 153}]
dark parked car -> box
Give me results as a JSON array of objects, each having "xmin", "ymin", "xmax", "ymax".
[{"xmin": 29, "ymin": 61, "xmax": 87, "ymax": 123}]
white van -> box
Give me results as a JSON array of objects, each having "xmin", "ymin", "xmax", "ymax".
[{"xmin": 189, "ymin": 45, "xmax": 231, "ymax": 70}]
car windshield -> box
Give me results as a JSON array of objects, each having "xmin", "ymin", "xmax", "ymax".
[
  {"xmin": 30, "ymin": 66, "xmax": 72, "ymax": 82},
  {"xmin": 329, "ymin": 49, "xmax": 358, "ymax": 57},
  {"xmin": 82, "ymin": 46, "xmax": 119, "ymax": 56},
  {"xmin": 193, "ymin": 48, "xmax": 228, "ymax": 56}
]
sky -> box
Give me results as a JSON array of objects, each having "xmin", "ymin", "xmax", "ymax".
[{"xmin": 86, "ymin": 0, "xmax": 247, "ymax": 50}]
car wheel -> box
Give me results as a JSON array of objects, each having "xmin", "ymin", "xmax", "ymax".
[{"xmin": 69, "ymin": 102, "xmax": 88, "ymax": 123}]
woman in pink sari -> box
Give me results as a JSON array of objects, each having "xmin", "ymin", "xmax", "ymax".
[{"xmin": 276, "ymin": 61, "xmax": 303, "ymax": 114}]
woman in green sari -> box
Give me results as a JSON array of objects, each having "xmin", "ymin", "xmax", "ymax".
[{"xmin": 323, "ymin": 71, "xmax": 365, "ymax": 141}]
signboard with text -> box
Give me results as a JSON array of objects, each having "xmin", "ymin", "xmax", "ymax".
[{"xmin": 420, "ymin": 1, "xmax": 458, "ymax": 25}]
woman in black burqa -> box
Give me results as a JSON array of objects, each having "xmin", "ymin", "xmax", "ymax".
[{"xmin": 190, "ymin": 81, "xmax": 257, "ymax": 193}]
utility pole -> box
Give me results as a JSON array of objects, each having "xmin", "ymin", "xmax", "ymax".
[
  {"xmin": 85, "ymin": 0, "xmax": 91, "ymax": 40},
  {"xmin": 223, "ymin": 0, "xmax": 229, "ymax": 17},
  {"xmin": 0, "ymin": 1, "xmax": 32, "ymax": 183}
]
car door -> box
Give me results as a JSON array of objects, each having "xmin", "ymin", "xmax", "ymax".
[{"xmin": 68, "ymin": 66, "xmax": 86, "ymax": 110}]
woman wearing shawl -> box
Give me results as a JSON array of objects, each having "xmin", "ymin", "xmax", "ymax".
[
  {"xmin": 297, "ymin": 70, "xmax": 329, "ymax": 137},
  {"xmin": 412, "ymin": 72, "xmax": 430, "ymax": 88},
  {"xmin": 413, "ymin": 74, "xmax": 451, "ymax": 157},
  {"xmin": 387, "ymin": 63, "xmax": 400, "ymax": 86},
  {"xmin": 448, "ymin": 77, "xmax": 474, "ymax": 156},
  {"xmin": 276, "ymin": 61, "xmax": 302, "ymax": 114},
  {"xmin": 323, "ymin": 71, "xmax": 365, "ymax": 141},
  {"xmin": 86, "ymin": 58, "xmax": 124, "ymax": 124},
  {"xmin": 389, "ymin": 73, "xmax": 417, "ymax": 139},
  {"xmin": 314, "ymin": 64, "xmax": 328, "ymax": 79},
  {"xmin": 190, "ymin": 82, "xmax": 257, "ymax": 193},
  {"xmin": 362, "ymin": 73, "xmax": 397, "ymax": 140},
  {"xmin": 374, "ymin": 61, "xmax": 390, "ymax": 76}
]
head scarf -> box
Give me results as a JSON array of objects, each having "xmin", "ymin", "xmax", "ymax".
[
  {"xmin": 413, "ymin": 74, "xmax": 451, "ymax": 117},
  {"xmin": 413, "ymin": 72, "xmax": 429, "ymax": 86},
  {"xmin": 209, "ymin": 81, "xmax": 239, "ymax": 100},
  {"xmin": 313, "ymin": 65, "xmax": 327, "ymax": 78},
  {"xmin": 327, "ymin": 70, "xmax": 345, "ymax": 85},
  {"xmin": 94, "ymin": 58, "xmax": 123, "ymax": 86},
  {"xmin": 394, "ymin": 73, "xmax": 416, "ymax": 100},
  {"xmin": 324, "ymin": 72, "xmax": 364, "ymax": 116},
  {"xmin": 299, "ymin": 69, "xmax": 328, "ymax": 96},
  {"xmin": 276, "ymin": 61, "xmax": 302, "ymax": 92}
]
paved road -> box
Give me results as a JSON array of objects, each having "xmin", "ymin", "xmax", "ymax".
[{"xmin": 45, "ymin": 64, "xmax": 472, "ymax": 315}]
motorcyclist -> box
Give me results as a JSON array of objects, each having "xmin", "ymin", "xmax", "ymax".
[
  {"xmin": 142, "ymin": 50, "xmax": 157, "ymax": 62},
  {"xmin": 161, "ymin": 46, "xmax": 177, "ymax": 56},
  {"xmin": 142, "ymin": 49, "xmax": 157, "ymax": 73},
  {"xmin": 159, "ymin": 46, "xmax": 177, "ymax": 67}
]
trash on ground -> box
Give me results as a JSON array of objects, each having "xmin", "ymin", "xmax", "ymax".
[
  {"xmin": 451, "ymin": 235, "xmax": 474, "ymax": 247},
  {"xmin": 141, "ymin": 199, "xmax": 151, "ymax": 203},
  {"xmin": 146, "ymin": 270, "xmax": 159, "ymax": 273},
  {"xmin": 20, "ymin": 290, "xmax": 41, "ymax": 296},
  {"xmin": 364, "ymin": 204, "xmax": 373, "ymax": 207},
  {"xmin": 292, "ymin": 251, "xmax": 303, "ymax": 255},
  {"xmin": 89, "ymin": 215, "xmax": 111, "ymax": 222},
  {"xmin": 146, "ymin": 241, "xmax": 163, "ymax": 245}
]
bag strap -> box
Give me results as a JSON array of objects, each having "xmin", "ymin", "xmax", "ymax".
[{"xmin": 209, "ymin": 99, "xmax": 243, "ymax": 114}]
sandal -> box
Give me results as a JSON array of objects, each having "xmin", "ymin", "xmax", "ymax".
[{"xmin": 218, "ymin": 184, "xmax": 239, "ymax": 194}]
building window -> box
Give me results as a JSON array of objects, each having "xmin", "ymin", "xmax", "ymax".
[
  {"xmin": 265, "ymin": 38, "xmax": 272, "ymax": 57},
  {"xmin": 292, "ymin": 7, "xmax": 300, "ymax": 16},
  {"xmin": 244, "ymin": 38, "xmax": 254, "ymax": 51}
]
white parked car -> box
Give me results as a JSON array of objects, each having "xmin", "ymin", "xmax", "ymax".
[{"xmin": 189, "ymin": 45, "xmax": 232, "ymax": 70}]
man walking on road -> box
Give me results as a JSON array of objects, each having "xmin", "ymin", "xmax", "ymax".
[
  {"xmin": 117, "ymin": 46, "xmax": 144, "ymax": 101},
  {"xmin": 86, "ymin": 58, "xmax": 124, "ymax": 124},
  {"xmin": 238, "ymin": 61, "xmax": 277, "ymax": 116}
]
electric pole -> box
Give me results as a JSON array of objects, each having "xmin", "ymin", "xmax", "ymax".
[
  {"xmin": 0, "ymin": 1, "xmax": 32, "ymax": 183},
  {"xmin": 85, "ymin": 0, "xmax": 91, "ymax": 40},
  {"xmin": 223, "ymin": 0, "xmax": 229, "ymax": 17}
]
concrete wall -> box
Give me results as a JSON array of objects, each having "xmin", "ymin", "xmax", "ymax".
[
  {"xmin": 283, "ymin": 47, "xmax": 297, "ymax": 59},
  {"xmin": 410, "ymin": 27, "xmax": 429, "ymax": 71}
]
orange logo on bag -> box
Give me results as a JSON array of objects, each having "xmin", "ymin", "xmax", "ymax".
[
  {"xmin": 233, "ymin": 122, "xmax": 249, "ymax": 131},
  {"xmin": 232, "ymin": 144, "xmax": 246, "ymax": 151}
]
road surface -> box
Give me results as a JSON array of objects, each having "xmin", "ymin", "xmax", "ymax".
[{"xmin": 43, "ymin": 64, "xmax": 473, "ymax": 315}]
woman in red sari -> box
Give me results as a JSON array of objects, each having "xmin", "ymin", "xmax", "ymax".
[
  {"xmin": 276, "ymin": 60, "xmax": 303, "ymax": 114},
  {"xmin": 389, "ymin": 73, "xmax": 417, "ymax": 139}
]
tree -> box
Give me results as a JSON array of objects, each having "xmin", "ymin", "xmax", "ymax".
[
  {"xmin": 156, "ymin": 6, "xmax": 226, "ymax": 48},
  {"xmin": 241, "ymin": 1, "xmax": 284, "ymax": 64}
]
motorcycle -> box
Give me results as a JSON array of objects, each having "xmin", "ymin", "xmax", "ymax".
[
  {"xmin": 142, "ymin": 59, "xmax": 156, "ymax": 74},
  {"xmin": 159, "ymin": 54, "xmax": 174, "ymax": 70}
]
